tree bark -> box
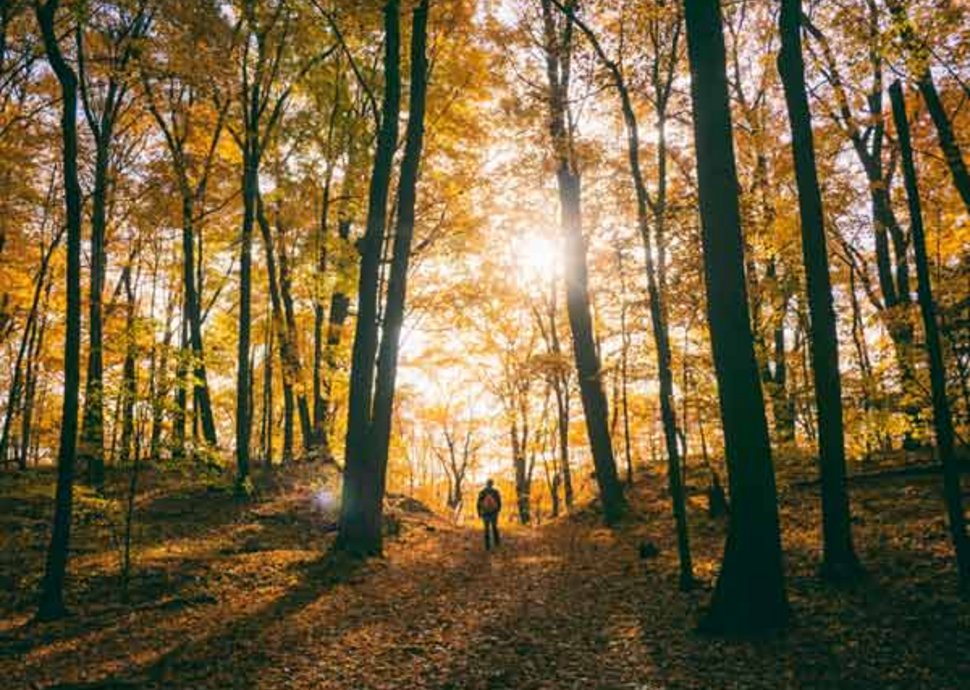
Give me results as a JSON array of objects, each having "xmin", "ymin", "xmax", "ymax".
[
  {"xmin": 684, "ymin": 0, "xmax": 788, "ymax": 635},
  {"xmin": 778, "ymin": 0, "xmax": 860, "ymax": 580},
  {"xmin": 235, "ymin": 143, "xmax": 256, "ymax": 490},
  {"xmin": 118, "ymin": 263, "xmax": 138, "ymax": 468},
  {"xmin": 556, "ymin": 0, "xmax": 690, "ymax": 577},
  {"xmin": 362, "ymin": 0, "xmax": 431, "ymax": 550},
  {"xmin": 35, "ymin": 0, "xmax": 84, "ymax": 621},
  {"xmin": 890, "ymin": 81, "xmax": 970, "ymax": 593},
  {"xmin": 0, "ymin": 229, "xmax": 62, "ymax": 467},
  {"xmin": 540, "ymin": 0, "xmax": 625, "ymax": 525},
  {"xmin": 919, "ymin": 73, "xmax": 970, "ymax": 216},
  {"xmin": 337, "ymin": 0, "xmax": 402, "ymax": 556}
]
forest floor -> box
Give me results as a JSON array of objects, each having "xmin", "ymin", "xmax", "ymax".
[{"xmin": 1, "ymin": 454, "xmax": 969, "ymax": 690}]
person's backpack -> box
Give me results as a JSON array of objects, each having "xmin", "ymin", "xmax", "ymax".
[{"xmin": 480, "ymin": 491, "xmax": 499, "ymax": 515}]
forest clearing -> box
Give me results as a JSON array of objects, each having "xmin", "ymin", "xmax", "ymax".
[{"xmin": 1, "ymin": 0, "xmax": 970, "ymax": 686}]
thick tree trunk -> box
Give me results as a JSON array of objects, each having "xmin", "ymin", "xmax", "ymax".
[
  {"xmin": 35, "ymin": 0, "xmax": 83, "ymax": 621},
  {"xmin": 778, "ymin": 0, "xmax": 860, "ymax": 580},
  {"xmin": 558, "ymin": 169, "xmax": 625, "ymax": 524},
  {"xmin": 337, "ymin": 0, "xmax": 402, "ymax": 557},
  {"xmin": 684, "ymin": 0, "xmax": 788, "ymax": 635},
  {"xmin": 890, "ymin": 81, "xmax": 970, "ymax": 593}
]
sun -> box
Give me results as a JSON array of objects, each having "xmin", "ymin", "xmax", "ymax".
[{"xmin": 515, "ymin": 231, "xmax": 562, "ymax": 283}]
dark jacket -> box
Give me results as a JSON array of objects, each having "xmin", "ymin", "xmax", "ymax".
[{"xmin": 477, "ymin": 487, "xmax": 502, "ymax": 517}]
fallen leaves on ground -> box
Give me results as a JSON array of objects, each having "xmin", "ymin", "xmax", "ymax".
[{"xmin": 1, "ymin": 462, "xmax": 968, "ymax": 689}]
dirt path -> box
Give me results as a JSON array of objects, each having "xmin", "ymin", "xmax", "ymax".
[{"xmin": 3, "ymin": 469, "xmax": 970, "ymax": 689}]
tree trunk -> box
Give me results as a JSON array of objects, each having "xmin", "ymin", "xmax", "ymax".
[
  {"xmin": 0, "ymin": 230, "xmax": 61, "ymax": 467},
  {"xmin": 180, "ymin": 196, "xmax": 218, "ymax": 448},
  {"xmin": 78, "ymin": 136, "xmax": 110, "ymax": 491},
  {"xmin": 20, "ymin": 290, "xmax": 50, "ymax": 470},
  {"xmin": 540, "ymin": 0, "xmax": 624, "ymax": 525},
  {"xmin": 558, "ymin": 2, "xmax": 690, "ymax": 577},
  {"xmin": 890, "ymin": 81, "xmax": 970, "ymax": 593},
  {"xmin": 919, "ymin": 73, "xmax": 970, "ymax": 216},
  {"xmin": 260, "ymin": 310, "xmax": 274, "ymax": 466},
  {"xmin": 35, "ymin": 0, "xmax": 84, "ymax": 621},
  {"xmin": 684, "ymin": 0, "xmax": 788, "ymax": 635},
  {"xmin": 320, "ymin": 219, "xmax": 353, "ymax": 444},
  {"xmin": 277, "ymin": 215, "xmax": 313, "ymax": 451},
  {"xmin": 363, "ymin": 0, "xmax": 431, "ymax": 551},
  {"xmin": 235, "ymin": 146, "xmax": 257, "ymax": 491},
  {"xmin": 337, "ymin": 0, "xmax": 402, "ymax": 557},
  {"xmin": 118, "ymin": 265, "xmax": 137, "ymax": 468},
  {"xmin": 778, "ymin": 0, "xmax": 860, "ymax": 580},
  {"xmin": 255, "ymin": 194, "xmax": 304, "ymax": 463}
]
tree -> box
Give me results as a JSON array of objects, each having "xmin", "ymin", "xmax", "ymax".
[
  {"xmin": 683, "ymin": 0, "xmax": 788, "ymax": 635},
  {"xmin": 538, "ymin": 0, "xmax": 625, "ymax": 525},
  {"xmin": 34, "ymin": 0, "xmax": 84, "ymax": 621},
  {"xmin": 553, "ymin": 0, "xmax": 693, "ymax": 587},
  {"xmin": 885, "ymin": 0, "xmax": 970, "ymax": 217},
  {"xmin": 777, "ymin": 0, "xmax": 860, "ymax": 580},
  {"xmin": 802, "ymin": 5, "xmax": 919, "ymax": 443},
  {"xmin": 889, "ymin": 80, "xmax": 970, "ymax": 593},
  {"xmin": 337, "ymin": 0, "xmax": 403, "ymax": 555},
  {"xmin": 140, "ymin": 8, "xmax": 231, "ymax": 451},
  {"xmin": 76, "ymin": 0, "xmax": 152, "ymax": 492}
]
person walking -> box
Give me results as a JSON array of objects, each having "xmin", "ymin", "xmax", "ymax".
[{"xmin": 477, "ymin": 478, "xmax": 502, "ymax": 550}]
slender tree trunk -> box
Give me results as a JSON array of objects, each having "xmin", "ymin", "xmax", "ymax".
[
  {"xmin": 35, "ymin": 0, "xmax": 84, "ymax": 620},
  {"xmin": 363, "ymin": 0, "xmax": 431, "ymax": 552},
  {"xmin": 235, "ymin": 144, "xmax": 257, "ymax": 491},
  {"xmin": 255, "ymin": 194, "xmax": 299, "ymax": 463},
  {"xmin": 555, "ymin": 377, "xmax": 573, "ymax": 509},
  {"xmin": 277, "ymin": 216, "xmax": 313, "ymax": 451},
  {"xmin": 173, "ymin": 315, "xmax": 188, "ymax": 459},
  {"xmin": 890, "ymin": 81, "xmax": 970, "ymax": 593},
  {"xmin": 337, "ymin": 0, "xmax": 402, "ymax": 556},
  {"xmin": 118, "ymin": 266, "xmax": 137, "ymax": 468},
  {"xmin": 540, "ymin": 0, "xmax": 625, "ymax": 525},
  {"xmin": 261, "ymin": 310, "xmax": 274, "ymax": 466},
  {"xmin": 79, "ymin": 139, "xmax": 110, "ymax": 491},
  {"xmin": 0, "ymin": 230, "xmax": 61, "ymax": 466},
  {"xmin": 512, "ymin": 423, "xmax": 531, "ymax": 523},
  {"xmin": 684, "ymin": 0, "xmax": 788, "ymax": 634},
  {"xmin": 180, "ymin": 197, "xmax": 218, "ymax": 447},
  {"xmin": 918, "ymin": 73, "xmax": 970, "ymax": 216},
  {"xmin": 320, "ymin": 218, "xmax": 353, "ymax": 445},
  {"xmin": 20, "ymin": 299, "xmax": 49, "ymax": 470},
  {"xmin": 778, "ymin": 0, "xmax": 860, "ymax": 580},
  {"xmin": 558, "ymin": 2, "xmax": 689, "ymax": 575}
]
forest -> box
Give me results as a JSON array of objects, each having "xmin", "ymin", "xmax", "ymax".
[{"xmin": 0, "ymin": 0, "xmax": 969, "ymax": 687}]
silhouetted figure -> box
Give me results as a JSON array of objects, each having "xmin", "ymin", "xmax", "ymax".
[{"xmin": 477, "ymin": 479, "xmax": 502, "ymax": 550}]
